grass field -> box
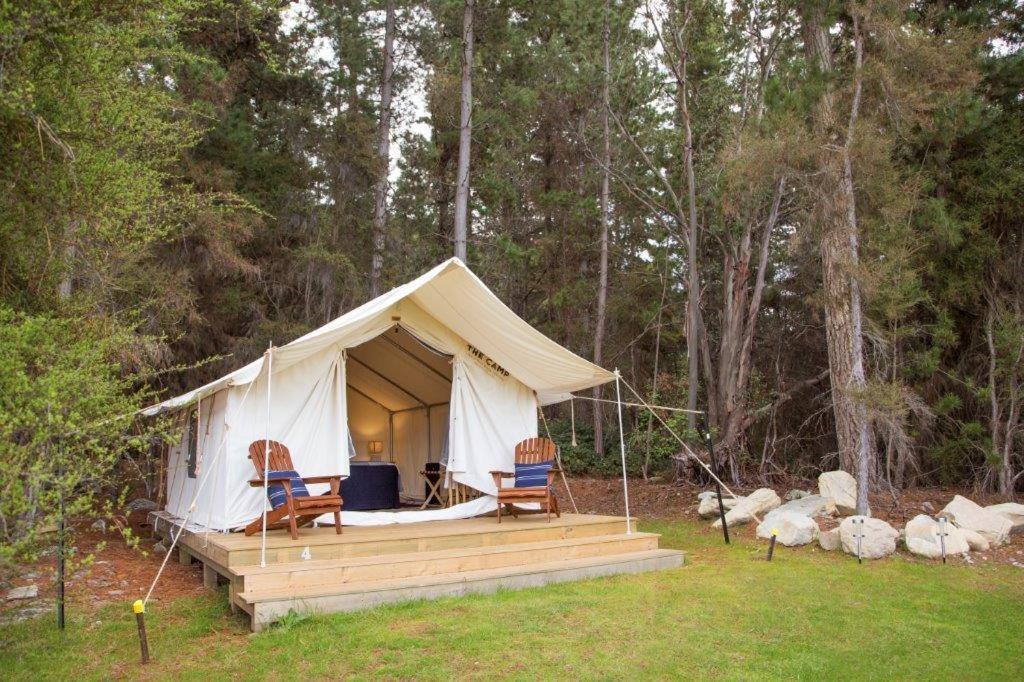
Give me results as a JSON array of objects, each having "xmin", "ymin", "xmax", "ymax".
[{"xmin": 2, "ymin": 520, "xmax": 1022, "ymax": 680}]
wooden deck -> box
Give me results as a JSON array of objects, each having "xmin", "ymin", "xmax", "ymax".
[{"xmin": 150, "ymin": 511, "xmax": 684, "ymax": 631}]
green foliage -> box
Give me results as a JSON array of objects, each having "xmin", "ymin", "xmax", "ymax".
[{"xmin": 0, "ymin": 308, "xmax": 164, "ymax": 574}]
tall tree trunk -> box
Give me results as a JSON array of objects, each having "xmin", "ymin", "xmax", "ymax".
[
  {"xmin": 453, "ymin": 0, "xmax": 474, "ymax": 262},
  {"xmin": 370, "ymin": 0, "xmax": 396, "ymax": 299},
  {"xmin": 593, "ymin": 0, "xmax": 611, "ymax": 457},
  {"xmin": 801, "ymin": 1, "xmax": 875, "ymax": 515},
  {"xmin": 679, "ymin": 33, "xmax": 701, "ymax": 434}
]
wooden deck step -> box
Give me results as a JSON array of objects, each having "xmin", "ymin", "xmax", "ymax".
[
  {"xmin": 241, "ymin": 548, "xmax": 685, "ymax": 631},
  {"xmin": 235, "ymin": 532, "xmax": 660, "ymax": 592},
  {"xmin": 220, "ymin": 515, "xmax": 635, "ymax": 567}
]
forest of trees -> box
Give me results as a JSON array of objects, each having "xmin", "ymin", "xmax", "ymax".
[{"xmin": 1, "ymin": 0, "xmax": 1022, "ymax": 561}]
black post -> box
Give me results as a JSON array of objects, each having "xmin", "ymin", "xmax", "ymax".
[
  {"xmin": 766, "ymin": 532, "xmax": 777, "ymax": 561},
  {"xmin": 56, "ymin": 439, "xmax": 65, "ymax": 630},
  {"xmin": 700, "ymin": 417, "xmax": 729, "ymax": 544}
]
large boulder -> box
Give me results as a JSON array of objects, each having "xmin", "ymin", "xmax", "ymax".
[
  {"xmin": 711, "ymin": 488, "xmax": 781, "ymax": 529},
  {"xmin": 743, "ymin": 488, "xmax": 782, "ymax": 515},
  {"xmin": 818, "ymin": 470, "xmax": 858, "ymax": 515},
  {"xmin": 940, "ymin": 495, "xmax": 1012, "ymax": 546},
  {"xmin": 697, "ymin": 494, "xmax": 740, "ymax": 519},
  {"xmin": 711, "ymin": 506, "xmax": 754, "ymax": 529},
  {"xmin": 773, "ymin": 494, "xmax": 836, "ymax": 519},
  {"xmin": 904, "ymin": 514, "xmax": 970, "ymax": 559},
  {"xmin": 818, "ymin": 527, "xmax": 841, "ymax": 551},
  {"xmin": 984, "ymin": 503, "xmax": 1024, "ymax": 535},
  {"xmin": 958, "ymin": 526, "xmax": 990, "ymax": 552},
  {"xmin": 756, "ymin": 511, "xmax": 820, "ymax": 546},
  {"xmin": 839, "ymin": 516, "xmax": 899, "ymax": 560}
]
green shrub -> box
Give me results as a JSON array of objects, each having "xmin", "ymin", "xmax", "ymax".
[{"xmin": 0, "ymin": 308, "xmax": 163, "ymax": 578}]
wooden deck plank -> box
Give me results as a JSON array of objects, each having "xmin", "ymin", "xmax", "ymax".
[{"xmin": 246, "ymin": 549, "xmax": 685, "ymax": 631}]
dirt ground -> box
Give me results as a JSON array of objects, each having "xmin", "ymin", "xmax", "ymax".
[{"xmin": 3, "ymin": 478, "xmax": 1022, "ymax": 623}]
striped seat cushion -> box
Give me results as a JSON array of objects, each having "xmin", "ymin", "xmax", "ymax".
[
  {"xmin": 514, "ymin": 460, "xmax": 553, "ymax": 488},
  {"xmin": 265, "ymin": 470, "xmax": 310, "ymax": 509}
]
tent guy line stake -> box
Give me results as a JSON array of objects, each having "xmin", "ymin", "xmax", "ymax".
[
  {"xmin": 614, "ymin": 370, "xmax": 632, "ymax": 535},
  {"xmin": 766, "ymin": 529, "xmax": 778, "ymax": 561},
  {"xmin": 699, "ymin": 418, "xmax": 730, "ymax": 544}
]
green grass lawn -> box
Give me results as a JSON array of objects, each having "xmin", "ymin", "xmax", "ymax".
[{"xmin": 2, "ymin": 520, "xmax": 1022, "ymax": 680}]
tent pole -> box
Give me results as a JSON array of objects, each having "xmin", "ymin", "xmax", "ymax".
[
  {"xmin": 614, "ymin": 369, "xmax": 632, "ymax": 535},
  {"xmin": 260, "ymin": 343, "xmax": 273, "ymax": 569}
]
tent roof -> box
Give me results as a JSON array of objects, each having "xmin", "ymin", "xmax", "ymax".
[
  {"xmin": 346, "ymin": 326, "xmax": 452, "ymax": 412},
  {"xmin": 142, "ymin": 258, "xmax": 614, "ymax": 416}
]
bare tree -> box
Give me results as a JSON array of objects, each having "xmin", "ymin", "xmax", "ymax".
[
  {"xmin": 593, "ymin": 0, "xmax": 612, "ymax": 457},
  {"xmin": 370, "ymin": 0, "xmax": 396, "ymax": 298},
  {"xmin": 453, "ymin": 0, "xmax": 474, "ymax": 262}
]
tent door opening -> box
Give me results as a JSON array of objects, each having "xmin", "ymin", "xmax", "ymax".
[{"xmin": 345, "ymin": 325, "xmax": 452, "ymax": 505}]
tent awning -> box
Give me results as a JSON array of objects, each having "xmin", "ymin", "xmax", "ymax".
[{"xmin": 142, "ymin": 258, "xmax": 614, "ymax": 416}]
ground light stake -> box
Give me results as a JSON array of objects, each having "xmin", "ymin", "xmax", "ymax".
[
  {"xmin": 766, "ymin": 529, "xmax": 778, "ymax": 561},
  {"xmin": 700, "ymin": 419, "xmax": 729, "ymax": 545},
  {"xmin": 938, "ymin": 516, "xmax": 948, "ymax": 564},
  {"xmin": 133, "ymin": 600, "xmax": 150, "ymax": 664},
  {"xmin": 854, "ymin": 518, "xmax": 865, "ymax": 564}
]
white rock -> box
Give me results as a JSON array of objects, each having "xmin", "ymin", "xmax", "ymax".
[
  {"xmin": 818, "ymin": 470, "xmax": 858, "ymax": 515},
  {"xmin": 818, "ymin": 527, "xmax": 841, "ymax": 551},
  {"xmin": 774, "ymin": 494, "xmax": 836, "ymax": 518},
  {"xmin": 697, "ymin": 491, "xmax": 718, "ymax": 501},
  {"xmin": 984, "ymin": 503, "xmax": 1024, "ymax": 534},
  {"xmin": 839, "ymin": 516, "xmax": 899, "ymax": 560},
  {"xmin": 904, "ymin": 515, "xmax": 970, "ymax": 559},
  {"xmin": 710, "ymin": 488, "xmax": 780, "ymax": 529},
  {"xmin": 152, "ymin": 541, "xmax": 168, "ymax": 555},
  {"xmin": 756, "ymin": 511, "xmax": 820, "ymax": 546},
  {"xmin": 711, "ymin": 505, "xmax": 755, "ymax": 529},
  {"xmin": 743, "ymin": 488, "xmax": 783, "ymax": 515},
  {"xmin": 940, "ymin": 495, "xmax": 1012, "ymax": 546},
  {"xmin": 697, "ymin": 494, "xmax": 740, "ymax": 519},
  {"xmin": 6, "ymin": 585, "xmax": 38, "ymax": 601},
  {"xmin": 958, "ymin": 526, "xmax": 989, "ymax": 552}
]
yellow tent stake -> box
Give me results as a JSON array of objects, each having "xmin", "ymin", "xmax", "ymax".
[{"xmin": 132, "ymin": 600, "xmax": 150, "ymax": 664}]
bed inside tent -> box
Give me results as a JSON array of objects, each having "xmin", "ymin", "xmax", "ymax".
[{"xmin": 344, "ymin": 324, "xmax": 452, "ymax": 508}]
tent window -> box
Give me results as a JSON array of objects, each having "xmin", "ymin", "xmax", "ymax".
[{"xmin": 186, "ymin": 409, "xmax": 198, "ymax": 478}]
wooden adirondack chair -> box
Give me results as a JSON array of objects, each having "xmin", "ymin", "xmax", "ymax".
[
  {"xmin": 490, "ymin": 437, "xmax": 561, "ymax": 523},
  {"xmin": 244, "ymin": 440, "xmax": 345, "ymax": 540}
]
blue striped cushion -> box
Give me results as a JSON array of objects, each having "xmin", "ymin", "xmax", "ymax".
[
  {"xmin": 265, "ymin": 470, "xmax": 310, "ymax": 509},
  {"xmin": 514, "ymin": 460, "xmax": 553, "ymax": 488}
]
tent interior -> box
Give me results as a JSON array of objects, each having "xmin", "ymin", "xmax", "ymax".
[{"xmin": 346, "ymin": 324, "xmax": 452, "ymax": 502}]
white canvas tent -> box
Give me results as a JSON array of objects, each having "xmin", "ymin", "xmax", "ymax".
[{"xmin": 146, "ymin": 258, "xmax": 616, "ymax": 531}]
